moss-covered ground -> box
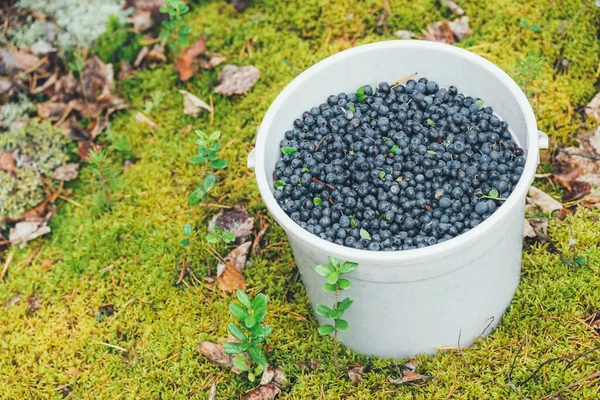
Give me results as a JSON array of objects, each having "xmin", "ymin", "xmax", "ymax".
[{"xmin": 2, "ymin": 0, "xmax": 600, "ymax": 398}]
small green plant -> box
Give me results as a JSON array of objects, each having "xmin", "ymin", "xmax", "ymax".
[
  {"xmin": 514, "ymin": 52, "xmax": 545, "ymax": 99},
  {"xmin": 159, "ymin": 0, "xmax": 191, "ymax": 51},
  {"xmin": 206, "ymin": 226, "xmax": 235, "ymax": 244},
  {"xmin": 87, "ymin": 147, "xmax": 119, "ymax": 212},
  {"xmin": 478, "ymin": 189, "xmax": 508, "ymax": 201},
  {"xmin": 66, "ymin": 50, "xmax": 85, "ymax": 73},
  {"xmin": 315, "ymin": 257, "xmax": 357, "ymax": 372},
  {"xmin": 224, "ymin": 290, "xmax": 272, "ymax": 382},
  {"xmin": 180, "ymin": 223, "xmax": 192, "ymax": 247},
  {"xmin": 188, "ymin": 130, "xmax": 227, "ymax": 211}
]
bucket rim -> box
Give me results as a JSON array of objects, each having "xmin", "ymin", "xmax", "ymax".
[{"xmin": 255, "ymin": 40, "xmax": 538, "ymax": 265}]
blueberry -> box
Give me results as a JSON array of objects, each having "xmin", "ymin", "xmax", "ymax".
[{"xmin": 475, "ymin": 202, "xmax": 488, "ymax": 215}]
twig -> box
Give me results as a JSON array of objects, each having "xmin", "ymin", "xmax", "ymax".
[
  {"xmin": 544, "ymin": 371, "xmax": 600, "ymax": 399},
  {"xmin": 478, "ymin": 316, "xmax": 495, "ymax": 338},
  {"xmin": 0, "ymin": 251, "xmax": 14, "ymax": 281},
  {"xmin": 315, "ymin": 135, "xmax": 328, "ymax": 151},
  {"xmin": 108, "ymin": 298, "xmax": 137, "ymax": 323},
  {"xmin": 209, "ymin": 94, "xmax": 214, "ymax": 126},
  {"xmin": 391, "ymin": 72, "xmax": 418, "ymax": 88},
  {"xmin": 311, "ymin": 177, "xmax": 337, "ymax": 191},
  {"xmin": 563, "ymin": 344, "xmax": 600, "ymax": 370},
  {"xmin": 506, "ymin": 335, "xmax": 525, "ymax": 395},
  {"xmin": 176, "ymin": 257, "xmax": 187, "ymax": 285},
  {"xmin": 96, "ymin": 342, "xmax": 127, "ymax": 353},
  {"xmin": 53, "ymin": 103, "xmax": 73, "ymax": 127},
  {"xmin": 549, "ymin": 139, "xmax": 600, "ymax": 161},
  {"xmin": 457, "ymin": 329, "xmax": 470, "ymax": 371},
  {"xmin": 18, "ymin": 243, "xmax": 43, "ymax": 269}
]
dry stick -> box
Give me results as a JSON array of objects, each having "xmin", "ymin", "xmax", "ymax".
[
  {"xmin": 478, "ymin": 316, "xmax": 495, "ymax": 338},
  {"xmin": 209, "ymin": 95, "xmax": 214, "ymax": 126},
  {"xmin": 176, "ymin": 256, "xmax": 187, "ymax": 285},
  {"xmin": 506, "ymin": 336, "xmax": 525, "ymax": 396},
  {"xmin": 0, "ymin": 252, "xmax": 14, "ymax": 281},
  {"xmin": 563, "ymin": 344, "xmax": 600, "ymax": 370},
  {"xmin": 311, "ymin": 177, "xmax": 337, "ymax": 191},
  {"xmin": 315, "ymin": 135, "xmax": 328, "ymax": 151},
  {"xmin": 516, "ymin": 345, "xmax": 600, "ymax": 387},
  {"xmin": 544, "ymin": 370, "xmax": 600, "ymax": 399},
  {"xmin": 96, "ymin": 342, "xmax": 127, "ymax": 353},
  {"xmin": 457, "ymin": 329, "xmax": 470, "ymax": 371},
  {"xmin": 391, "ymin": 72, "xmax": 418, "ymax": 88},
  {"xmin": 548, "ymin": 139, "xmax": 600, "ymax": 161}
]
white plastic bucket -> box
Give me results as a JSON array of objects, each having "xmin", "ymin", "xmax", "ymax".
[{"xmin": 249, "ymin": 40, "xmax": 547, "ymax": 358}]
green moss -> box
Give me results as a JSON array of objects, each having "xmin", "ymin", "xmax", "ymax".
[
  {"xmin": 1, "ymin": 1, "xmax": 599, "ymax": 399},
  {"xmin": 0, "ymin": 168, "xmax": 45, "ymax": 221},
  {"xmin": 93, "ymin": 16, "xmax": 144, "ymax": 71}
]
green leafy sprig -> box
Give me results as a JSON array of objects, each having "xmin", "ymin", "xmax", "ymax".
[
  {"xmin": 224, "ymin": 290, "xmax": 272, "ymax": 382},
  {"xmin": 188, "ymin": 130, "xmax": 227, "ymax": 208},
  {"xmin": 315, "ymin": 257, "xmax": 357, "ymax": 372},
  {"xmin": 159, "ymin": 0, "xmax": 191, "ymax": 51},
  {"xmin": 206, "ymin": 226, "xmax": 235, "ymax": 244}
]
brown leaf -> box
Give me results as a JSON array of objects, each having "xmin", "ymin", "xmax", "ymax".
[
  {"xmin": 0, "ymin": 79, "xmax": 12, "ymax": 95},
  {"xmin": 0, "ymin": 152, "xmax": 16, "ymax": 173},
  {"xmin": 209, "ymin": 205, "xmax": 256, "ymax": 244},
  {"xmin": 527, "ymin": 218, "xmax": 550, "ymax": 242},
  {"xmin": 27, "ymin": 296, "xmax": 42, "ymax": 316},
  {"xmin": 424, "ymin": 16, "xmax": 470, "ymax": 44},
  {"xmin": 244, "ymin": 383, "xmax": 281, "ymax": 400},
  {"xmin": 260, "ymin": 365, "xmax": 287, "ymax": 387},
  {"xmin": 37, "ymin": 101, "xmax": 68, "ymax": 121},
  {"xmin": 387, "ymin": 361, "xmax": 430, "ymax": 385},
  {"xmin": 175, "ymin": 38, "xmax": 207, "ymax": 81},
  {"xmin": 555, "ymin": 129, "xmax": 600, "ymax": 183},
  {"xmin": 232, "ymin": 0, "xmax": 249, "ymax": 12},
  {"xmin": 197, "ymin": 342, "xmax": 233, "ymax": 367},
  {"xmin": 82, "ymin": 56, "xmax": 114, "ymax": 103},
  {"xmin": 587, "ymin": 311, "xmax": 600, "ymax": 335},
  {"xmin": 214, "ymin": 65, "xmax": 260, "ymax": 96},
  {"xmin": 146, "ymin": 42, "xmax": 167, "ymax": 63},
  {"xmin": 9, "ymin": 220, "xmax": 51, "ymax": 249},
  {"xmin": 118, "ymin": 60, "xmax": 133, "ymax": 80},
  {"xmin": 251, "ymin": 214, "xmax": 269, "ymax": 255},
  {"xmin": 585, "ymin": 91, "xmax": 600, "ymax": 122},
  {"xmin": 197, "ymin": 52, "xmax": 227, "ymax": 70},
  {"xmin": 562, "ymin": 180, "xmax": 591, "ymax": 202},
  {"xmin": 52, "ymin": 163, "xmax": 79, "ymax": 181},
  {"xmin": 441, "ymin": 0, "xmax": 465, "ymax": 16},
  {"xmin": 523, "ymin": 219, "xmax": 536, "ymax": 238},
  {"xmin": 129, "ymin": 11, "xmax": 154, "ymax": 33},
  {"xmin": 528, "ymin": 187, "xmax": 562, "ymax": 213},
  {"xmin": 63, "ymin": 118, "xmax": 91, "ymax": 141},
  {"xmin": 348, "ymin": 365, "xmax": 370, "ymax": 385},
  {"xmin": 54, "ymin": 73, "xmax": 80, "ymax": 101},
  {"xmin": 0, "ymin": 49, "xmax": 40, "ymax": 72},
  {"xmin": 78, "ymin": 141, "xmax": 94, "ymax": 160},
  {"xmin": 179, "ymin": 90, "xmax": 211, "ymax": 117},
  {"xmin": 135, "ymin": 112, "xmax": 157, "ymax": 128},
  {"xmin": 216, "ymin": 242, "xmax": 251, "ymax": 292}
]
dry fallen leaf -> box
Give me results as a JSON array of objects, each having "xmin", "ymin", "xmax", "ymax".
[
  {"xmin": 214, "ymin": 65, "xmax": 261, "ymax": 96},
  {"xmin": 208, "ymin": 384, "xmax": 217, "ymax": 400},
  {"xmin": 129, "ymin": 10, "xmax": 154, "ymax": 33},
  {"xmin": 528, "ymin": 187, "xmax": 562, "ymax": 213},
  {"xmin": 82, "ymin": 56, "xmax": 114, "ymax": 102},
  {"xmin": 394, "ymin": 30, "xmax": 415, "ymax": 39},
  {"xmin": 197, "ymin": 52, "xmax": 227, "ymax": 70},
  {"xmin": 135, "ymin": 112, "xmax": 157, "ymax": 128},
  {"xmin": 146, "ymin": 42, "xmax": 167, "ymax": 63},
  {"xmin": 179, "ymin": 90, "xmax": 211, "ymax": 117},
  {"xmin": 0, "ymin": 49, "xmax": 40, "ymax": 72},
  {"xmin": 52, "ymin": 163, "xmax": 79, "ymax": 181},
  {"xmin": 423, "ymin": 16, "xmax": 470, "ymax": 44},
  {"xmin": 523, "ymin": 219, "xmax": 536, "ymax": 238},
  {"xmin": 198, "ymin": 342, "xmax": 233, "ymax": 368},
  {"xmin": 37, "ymin": 101, "xmax": 68, "ymax": 121},
  {"xmin": 175, "ymin": 38, "xmax": 207, "ymax": 81},
  {"xmin": 260, "ymin": 365, "xmax": 287, "ymax": 387},
  {"xmin": 523, "ymin": 218, "xmax": 550, "ymax": 242},
  {"xmin": 118, "ymin": 60, "xmax": 133, "ymax": 80},
  {"xmin": 585, "ymin": 91, "xmax": 600, "ymax": 122},
  {"xmin": 442, "ymin": 0, "xmax": 465, "ymax": 16},
  {"xmin": 216, "ymin": 242, "xmax": 251, "ymax": 292},
  {"xmin": 9, "ymin": 220, "xmax": 51, "ymax": 249},
  {"xmin": 0, "ymin": 151, "xmax": 16, "ymax": 173},
  {"xmin": 209, "ymin": 205, "xmax": 256, "ymax": 244},
  {"xmin": 348, "ymin": 365, "xmax": 370, "ymax": 385},
  {"xmin": 30, "ymin": 40, "xmax": 57, "ymax": 55},
  {"xmin": 244, "ymin": 383, "xmax": 281, "ymax": 400},
  {"xmin": 27, "ymin": 296, "xmax": 42, "ymax": 316},
  {"xmin": 388, "ymin": 361, "xmax": 430, "ymax": 385}
]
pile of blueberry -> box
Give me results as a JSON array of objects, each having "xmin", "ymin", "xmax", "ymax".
[{"xmin": 272, "ymin": 77, "xmax": 526, "ymax": 251}]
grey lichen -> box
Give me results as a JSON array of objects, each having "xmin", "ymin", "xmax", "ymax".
[
  {"xmin": 0, "ymin": 169, "xmax": 45, "ymax": 220},
  {"xmin": 0, "ymin": 94, "xmax": 36, "ymax": 131},
  {"xmin": 0, "ymin": 119, "xmax": 72, "ymax": 176},
  {"xmin": 16, "ymin": 0, "xmax": 132, "ymax": 50}
]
